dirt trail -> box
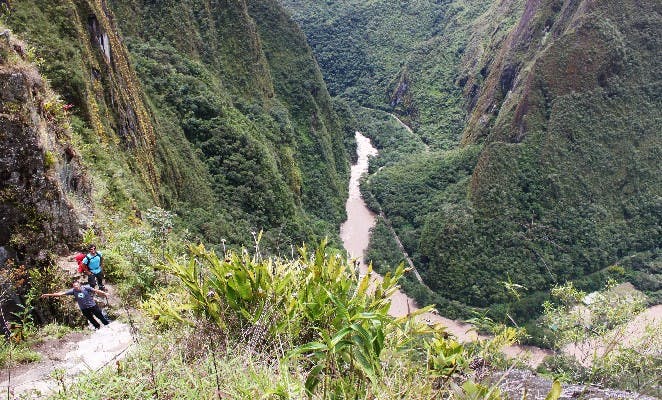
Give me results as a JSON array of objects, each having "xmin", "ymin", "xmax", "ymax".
[
  {"xmin": 0, "ymin": 259, "xmax": 135, "ymax": 399},
  {"xmin": 340, "ymin": 132, "xmax": 551, "ymax": 366},
  {"xmin": 388, "ymin": 113, "xmax": 430, "ymax": 152},
  {"xmin": 0, "ymin": 322, "xmax": 134, "ymax": 398},
  {"xmin": 563, "ymin": 303, "xmax": 662, "ymax": 366}
]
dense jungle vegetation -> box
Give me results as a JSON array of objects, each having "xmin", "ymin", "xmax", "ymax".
[
  {"xmin": 0, "ymin": 0, "xmax": 660, "ymax": 397},
  {"xmin": 279, "ymin": 0, "xmax": 497, "ymax": 148},
  {"xmin": 5, "ymin": 0, "xmax": 353, "ymax": 256},
  {"xmin": 281, "ymin": 0, "xmax": 662, "ymax": 325}
]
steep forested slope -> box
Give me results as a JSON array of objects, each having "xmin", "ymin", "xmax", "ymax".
[
  {"xmin": 426, "ymin": 0, "xmax": 662, "ymax": 310},
  {"xmin": 284, "ymin": 0, "xmax": 662, "ymax": 319},
  {"xmin": 280, "ymin": 0, "xmax": 511, "ymax": 149},
  {"xmin": 4, "ymin": 0, "xmax": 352, "ymax": 256},
  {"xmin": 107, "ymin": 0, "xmax": 352, "ymax": 246}
]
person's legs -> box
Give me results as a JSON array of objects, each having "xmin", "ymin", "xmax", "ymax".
[
  {"xmin": 87, "ymin": 273, "xmax": 97, "ymax": 288},
  {"xmin": 91, "ymin": 305, "xmax": 110, "ymax": 325},
  {"xmin": 81, "ymin": 307, "xmax": 100, "ymax": 329},
  {"xmin": 95, "ymin": 271, "xmax": 105, "ymax": 290}
]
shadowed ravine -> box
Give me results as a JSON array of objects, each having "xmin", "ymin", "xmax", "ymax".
[{"xmin": 339, "ymin": 132, "xmax": 550, "ymax": 366}]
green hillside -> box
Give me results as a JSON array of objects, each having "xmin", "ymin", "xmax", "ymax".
[
  {"xmin": 4, "ymin": 0, "xmax": 352, "ymax": 257},
  {"xmin": 283, "ymin": 0, "xmax": 662, "ymax": 320},
  {"xmin": 279, "ymin": 0, "xmax": 507, "ymax": 148},
  {"xmin": 1, "ymin": 0, "xmax": 660, "ymax": 397}
]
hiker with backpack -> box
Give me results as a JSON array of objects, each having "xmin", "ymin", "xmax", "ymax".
[
  {"xmin": 82, "ymin": 244, "xmax": 105, "ymax": 290},
  {"xmin": 41, "ymin": 280, "xmax": 110, "ymax": 329}
]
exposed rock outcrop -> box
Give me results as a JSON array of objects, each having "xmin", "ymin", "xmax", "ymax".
[
  {"xmin": 495, "ymin": 370, "xmax": 658, "ymax": 400},
  {"xmin": 461, "ymin": 0, "xmax": 643, "ymax": 144},
  {"xmin": 0, "ymin": 30, "xmax": 91, "ymax": 266}
]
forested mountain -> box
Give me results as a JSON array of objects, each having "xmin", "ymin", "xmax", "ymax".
[
  {"xmin": 2, "ymin": 0, "xmax": 352, "ymax": 266},
  {"xmin": 280, "ymin": 0, "xmax": 488, "ymax": 149},
  {"xmin": 282, "ymin": 0, "xmax": 661, "ymax": 320},
  {"xmin": 1, "ymin": 0, "xmax": 660, "ymax": 397}
]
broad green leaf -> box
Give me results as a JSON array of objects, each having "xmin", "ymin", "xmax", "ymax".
[
  {"xmin": 296, "ymin": 341, "xmax": 328, "ymax": 353},
  {"xmin": 352, "ymin": 349, "xmax": 378, "ymax": 383},
  {"xmin": 304, "ymin": 364, "xmax": 324, "ymax": 395},
  {"xmin": 330, "ymin": 326, "xmax": 353, "ymax": 347}
]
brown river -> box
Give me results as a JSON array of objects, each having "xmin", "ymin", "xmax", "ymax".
[{"xmin": 339, "ymin": 131, "xmax": 550, "ymax": 366}]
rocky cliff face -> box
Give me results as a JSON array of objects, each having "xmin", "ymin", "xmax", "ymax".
[
  {"xmin": 460, "ymin": 0, "xmax": 656, "ymax": 144},
  {"xmin": 4, "ymin": 0, "xmax": 351, "ymax": 252},
  {"xmin": 0, "ymin": 30, "xmax": 91, "ymax": 265},
  {"xmin": 7, "ymin": 0, "xmax": 161, "ymax": 208}
]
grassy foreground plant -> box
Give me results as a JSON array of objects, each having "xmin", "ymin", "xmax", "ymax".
[
  {"xmin": 145, "ymin": 240, "xmax": 402, "ymax": 347},
  {"xmin": 140, "ymin": 241, "xmax": 531, "ymax": 398}
]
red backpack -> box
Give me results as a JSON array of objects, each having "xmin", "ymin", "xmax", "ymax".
[{"xmin": 75, "ymin": 253, "xmax": 89, "ymax": 274}]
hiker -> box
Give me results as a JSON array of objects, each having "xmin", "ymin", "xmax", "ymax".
[
  {"xmin": 41, "ymin": 280, "xmax": 110, "ymax": 329},
  {"xmin": 82, "ymin": 244, "xmax": 105, "ymax": 290}
]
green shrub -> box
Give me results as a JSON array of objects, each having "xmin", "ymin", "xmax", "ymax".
[
  {"xmin": 145, "ymin": 240, "xmax": 401, "ymax": 348},
  {"xmin": 141, "ymin": 241, "xmax": 525, "ymax": 398},
  {"xmin": 537, "ymin": 354, "xmax": 590, "ymax": 383},
  {"xmin": 0, "ymin": 342, "xmax": 41, "ymax": 367},
  {"xmin": 538, "ymin": 281, "xmax": 659, "ymax": 395},
  {"xmin": 43, "ymin": 150, "xmax": 56, "ymax": 169},
  {"xmin": 36, "ymin": 323, "xmax": 75, "ymax": 339}
]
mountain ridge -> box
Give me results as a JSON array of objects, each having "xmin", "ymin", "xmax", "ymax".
[
  {"xmin": 3, "ymin": 0, "xmax": 352, "ymax": 263},
  {"xmin": 281, "ymin": 0, "xmax": 661, "ymax": 321}
]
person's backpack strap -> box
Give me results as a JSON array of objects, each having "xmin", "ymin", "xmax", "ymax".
[{"xmin": 85, "ymin": 254, "xmax": 100, "ymax": 265}]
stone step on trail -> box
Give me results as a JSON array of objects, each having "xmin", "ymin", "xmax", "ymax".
[{"xmin": 0, "ymin": 321, "xmax": 134, "ymax": 398}]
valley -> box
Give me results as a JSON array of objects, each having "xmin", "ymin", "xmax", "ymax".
[
  {"xmin": 340, "ymin": 132, "xmax": 551, "ymax": 367},
  {"xmin": 0, "ymin": 0, "xmax": 659, "ymax": 398},
  {"xmin": 282, "ymin": 0, "xmax": 662, "ymax": 331}
]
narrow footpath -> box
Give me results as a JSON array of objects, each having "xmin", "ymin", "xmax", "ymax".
[
  {"xmin": 388, "ymin": 113, "xmax": 429, "ymax": 152},
  {"xmin": 0, "ymin": 259, "xmax": 135, "ymax": 399}
]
